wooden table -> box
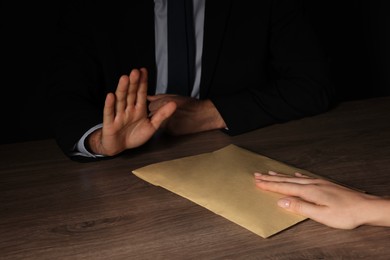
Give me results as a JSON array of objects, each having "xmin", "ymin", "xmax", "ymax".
[{"xmin": 1, "ymin": 97, "xmax": 390, "ymax": 259}]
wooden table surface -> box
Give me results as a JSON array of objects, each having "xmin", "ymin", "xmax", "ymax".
[{"xmin": 1, "ymin": 97, "xmax": 390, "ymax": 259}]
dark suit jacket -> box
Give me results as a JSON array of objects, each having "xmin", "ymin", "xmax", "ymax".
[{"xmin": 48, "ymin": 0, "xmax": 335, "ymax": 159}]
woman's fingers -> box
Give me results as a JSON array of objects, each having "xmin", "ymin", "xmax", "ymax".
[
  {"xmin": 255, "ymin": 179, "xmax": 307, "ymax": 198},
  {"xmin": 254, "ymin": 172, "xmax": 320, "ymax": 185},
  {"xmin": 277, "ymin": 196, "xmax": 325, "ymax": 220}
]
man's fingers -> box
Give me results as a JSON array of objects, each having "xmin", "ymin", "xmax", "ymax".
[
  {"xmin": 135, "ymin": 68, "xmax": 148, "ymax": 110},
  {"xmin": 149, "ymin": 99, "xmax": 170, "ymax": 114},
  {"xmin": 103, "ymin": 93, "xmax": 115, "ymax": 125},
  {"xmin": 148, "ymin": 94, "xmax": 181, "ymax": 111},
  {"xmin": 127, "ymin": 69, "xmax": 140, "ymax": 108},
  {"xmin": 147, "ymin": 94, "xmax": 176, "ymax": 102},
  {"xmin": 150, "ymin": 101, "xmax": 177, "ymax": 129},
  {"xmin": 115, "ymin": 75, "xmax": 130, "ymax": 113}
]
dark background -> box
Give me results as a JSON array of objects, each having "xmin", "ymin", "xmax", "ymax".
[{"xmin": 2, "ymin": 1, "xmax": 389, "ymax": 144}]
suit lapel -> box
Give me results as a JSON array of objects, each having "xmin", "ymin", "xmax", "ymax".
[{"xmin": 200, "ymin": 0, "xmax": 232, "ymax": 98}]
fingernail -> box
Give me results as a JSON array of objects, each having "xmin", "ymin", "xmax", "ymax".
[
  {"xmin": 268, "ymin": 170, "xmax": 278, "ymax": 176},
  {"xmin": 254, "ymin": 173, "xmax": 262, "ymax": 177},
  {"xmin": 277, "ymin": 199, "xmax": 290, "ymax": 208}
]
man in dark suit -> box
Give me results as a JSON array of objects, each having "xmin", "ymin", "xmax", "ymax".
[{"xmin": 48, "ymin": 0, "xmax": 334, "ymax": 161}]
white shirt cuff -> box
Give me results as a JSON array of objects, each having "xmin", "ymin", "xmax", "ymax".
[{"xmin": 72, "ymin": 123, "xmax": 105, "ymax": 158}]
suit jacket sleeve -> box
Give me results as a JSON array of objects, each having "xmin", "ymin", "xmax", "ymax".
[
  {"xmin": 46, "ymin": 1, "xmax": 106, "ymax": 160},
  {"xmin": 47, "ymin": 1, "xmax": 155, "ymax": 161},
  {"xmin": 209, "ymin": 0, "xmax": 336, "ymax": 136}
]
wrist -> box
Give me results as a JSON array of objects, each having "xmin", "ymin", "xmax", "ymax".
[
  {"xmin": 198, "ymin": 100, "xmax": 227, "ymax": 130},
  {"xmin": 362, "ymin": 197, "xmax": 390, "ymax": 227},
  {"xmin": 86, "ymin": 128, "xmax": 103, "ymax": 154}
]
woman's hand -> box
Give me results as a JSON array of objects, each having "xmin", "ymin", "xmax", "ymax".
[{"xmin": 254, "ymin": 171, "xmax": 390, "ymax": 229}]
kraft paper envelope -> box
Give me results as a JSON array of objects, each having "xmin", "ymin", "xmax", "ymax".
[{"xmin": 132, "ymin": 144, "xmax": 318, "ymax": 238}]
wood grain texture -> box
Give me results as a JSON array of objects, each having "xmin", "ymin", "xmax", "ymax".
[{"xmin": 1, "ymin": 97, "xmax": 390, "ymax": 259}]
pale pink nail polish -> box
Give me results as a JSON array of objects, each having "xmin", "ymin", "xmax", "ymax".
[
  {"xmin": 268, "ymin": 170, "xmax": 277, "ymax": 175},
  {"xmin": 278, "ymin": 199, "xmax": 290, "ymax": 208}
]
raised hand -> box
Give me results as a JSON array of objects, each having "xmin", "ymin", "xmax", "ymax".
[{"xmin": 87, "ymin": 68, "xmax": 177, "ymax": 156}]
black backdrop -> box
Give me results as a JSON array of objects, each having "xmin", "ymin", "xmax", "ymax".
[{"xmin": 2, "ymin": 1, "xmax": 389, "ymax": 144}]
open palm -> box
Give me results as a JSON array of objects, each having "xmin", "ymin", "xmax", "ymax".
[{"xmin": 89, "ymin": 68, "xmax": 176, "ymax": 156}]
